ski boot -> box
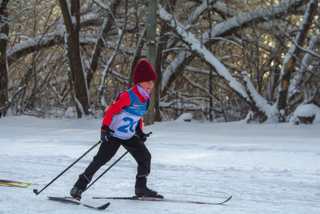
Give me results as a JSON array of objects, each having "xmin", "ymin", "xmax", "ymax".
[
  {"xmin": 70, "ymin": 186, "xmax": 83, "ymax": 200},
  {"xmin": 135, "ymin": 176, "xmax": 163, "ymax": 198},
  {"xmin": 70, "ymin": 174, "xmax": 90, "ymax": 200},
  {"xmin": 135, "ymin": 186, "xmax": 163, "ymax": 198}
]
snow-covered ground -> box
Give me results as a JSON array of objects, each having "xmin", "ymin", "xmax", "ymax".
[{"xmin": 0, "ymin": 116, "xmax": 319, "ymax": 214}]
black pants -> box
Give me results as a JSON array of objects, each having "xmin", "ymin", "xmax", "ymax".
[{"xmin": 74, "ymin": 136, "xmax": 151, "ymax": 190}]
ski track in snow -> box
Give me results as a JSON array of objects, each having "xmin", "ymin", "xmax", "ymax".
[{"xmin": 0, "ymin": 116, "xmax": 319, "ymax": 214}]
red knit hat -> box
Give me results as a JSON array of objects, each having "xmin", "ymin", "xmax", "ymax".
[{"xmin": 133, "ymin": 58, "xmax": 157, "ymax": 84}]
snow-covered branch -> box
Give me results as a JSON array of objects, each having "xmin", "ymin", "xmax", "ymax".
[
  {"xmin": 109, "ymin": 69, "xmax": 129, "ymax": 84},
  {"xmin": 280, "ymin": 0, "xmax": 317, "ymax": 72},
  {"xmin": 242, "ymin": 72, "xmax": 277, "ymax": 121},
  {"xmin": 159, "ymin": 5, "xmax": 250, "ymax": 103},
  {"xmin": 7, "ymin": 32, "xmax": 133, "ymax": 65},
  {"xmin": 289, "ymin": 35, "xmax": 320, "ymax": 98},
  {"xmin": 98, "ymin": 0, "xmax": 128, "ymax": 107},
  {"xmin": 7, "ymin": 12, "xmax": 103, "ymax": 65},
  {"xmin": 159, "ymin": 101, "xmax": 207, "ymax": 111},
  {"xmin": 7, "ymin": 32, "xmax": 96, "ymax": 64},
  {"xmin": 184, "ymin": 65, "xmax": 218, "ymax": 76},
  {"xmin": 161, "ymin": 0, "xmax": 305, "ymax": 93},
  {"xmin": 203, "ymin": 0, "xmax": 305, "ymax": 41},
  {"xmin": 186, "ymin": 0, "xmax": 218, "ymax": 27},
  {"xmin": 277, "ymin": 0, "xmax": 317, "ymax": 121},
  {"xmin": 88, "ymin": 0, "xmax": 120, "ymax": 88}
]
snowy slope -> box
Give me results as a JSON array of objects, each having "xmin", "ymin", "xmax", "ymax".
[{"xmin": 0, "ymin": 116, "xmax": 319, "ymax": 214}]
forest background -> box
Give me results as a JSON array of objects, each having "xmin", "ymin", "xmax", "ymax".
[{"xmin": 0, "ymin": 0, "xmax": 319, "ymax": 124}]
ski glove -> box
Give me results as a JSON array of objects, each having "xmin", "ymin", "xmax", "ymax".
[
  {"xmin": 101, "ymin": 125, "xmax": 114, "ymax": 142},
  {"xmin": 135, "ymin": 130, "xmax": 152, "ymax": 143}
]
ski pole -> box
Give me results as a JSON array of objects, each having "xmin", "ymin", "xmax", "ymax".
[
  {"xmin": 33, "ymin": 140, "xmax": 101, "ymax": 195},
  {"xmin": 84, "ymin": 150, "xmax": 129, "ymax": 191},
  {"xmin": 85, "ymin": 132, "xmax": 152, "ymax": 192}
]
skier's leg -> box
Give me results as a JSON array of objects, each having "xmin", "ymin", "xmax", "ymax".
[
  {"xmin": 121, "ymin": 139, "xmax": 151, "ymax": 178},
  {"xmin": 71, "ymin": 140, "xmax": 120, "ymax": 199},
  {"xmin": 82, "ymin": 140, "xmax": 120, "ymax": 181},
  {"xmin": 121, "ymin": 139, "xmax": 162, "ymax": 198}
]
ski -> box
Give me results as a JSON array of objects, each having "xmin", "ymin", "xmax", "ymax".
[
  {"xmin": 0, "ymin": 179, "xmax": 32, "ymax": 188},
  {"xmin": 48, "ymin": 196, "xmax": 110, "ymax": 210},
  {"xmin": 92, "ymin": 195, "xmax": 232, "ymax": 205}
]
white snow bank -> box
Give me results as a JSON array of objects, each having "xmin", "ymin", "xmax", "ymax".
[
  {"xmin": 294, "ymin": 103, "xmax": 320, "ymax": 117},
  {"xmin": 291, "ymin": 103, "xmax": 320, "ymax": 124},
  {"xmin": 176, "ymin": 113, "xmax": 193, "ymax": 122}
]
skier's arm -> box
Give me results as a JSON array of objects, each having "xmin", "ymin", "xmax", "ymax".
[{"xmin": 102, "ymin": 92, "xmax": 130, "ymax": 128}]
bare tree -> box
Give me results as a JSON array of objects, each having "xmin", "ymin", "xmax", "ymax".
[
  {"xmin": 144, "ymin": 0, "xmax": 158, "ymax": 124},
  {"xmin": 161, "ymin": 0, "xmax": 306, "ymax": 96},
  {"xmin": 87, "ymin": 0, "xmax": 121, "ymax": 88},
  {"xmin": 159, "ymin": 0, "xmax": 318, "ymax": 122},
  {"xmin": 289, "ymin": 35, "xmax": 320, "ymax": 102},
  {"xmin": 152, "ymin": 0, "xmax": 177, "ymax": 122},
  {"xmin": 0, "ymin": 0, "xmax": 9, "ymax": 117},
  {"xmin": 58, "ymin": 0, "xmax": 90, "ymax": 117},
  {"xmin": 277, "ymin": 0, "xmax": 318, "ymax": 122},
  {"xmin": 97, "ymin": 0, "xmax": 128, "ymax": 108}
]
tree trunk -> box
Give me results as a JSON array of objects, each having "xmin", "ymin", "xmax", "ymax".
[
  {"xmin": 289, "ymin": 35, "xmax": 320, "ymax": 101},
  {"xmin": 87, "ymin": 0, "xmax": 120, "ymax": 89},
  {"xmin": 277, "ymin": 0, "xmax": 318, "ymax": 122},
  {"xmin": 144, "ymin": 0, "xmax": 158, "ymax": 124},
  {"xmin": 98, "ymin": 0, "xmax": 128, "ymax": 109},
  {"xmin": 58, "ymin": 0, "xmax": 90, "ymax": 118},
  {"xmin": 129, "ymin": 28, "xmax": 147, "ymax": 86},
  {"xmin": 0, "ymin": 0, "xmax": 9, "ymax": 118}
]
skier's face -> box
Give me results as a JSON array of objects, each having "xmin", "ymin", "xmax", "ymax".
[{"xmin": 140, "ymin": 81, "xmax": 154, "ymax": 94}]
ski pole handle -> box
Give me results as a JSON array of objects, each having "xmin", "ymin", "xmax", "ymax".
[{"xmin": 33, "ymin": 140, "xmax": 101, "ymax": 195}]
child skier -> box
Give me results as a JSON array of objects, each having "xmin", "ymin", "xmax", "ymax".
[{"xmin": 70, "ymin": 58, "xmax": 163, "ymax": 200}]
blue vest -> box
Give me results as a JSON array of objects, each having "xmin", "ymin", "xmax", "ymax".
[{"xmin": 109, "ymin": 88, "xmax": 148, "ymax": 140}]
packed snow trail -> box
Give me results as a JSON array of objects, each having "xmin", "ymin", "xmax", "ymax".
[{"xmin": 0, "ymin": 116, "xmax": 319, "ymax": 214}]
